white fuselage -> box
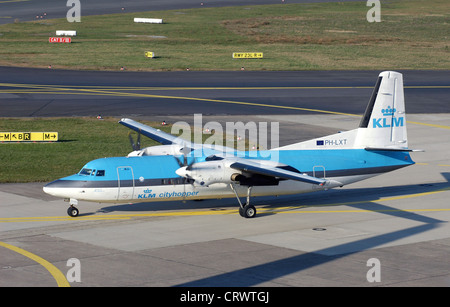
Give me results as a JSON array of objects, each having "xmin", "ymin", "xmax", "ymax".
[{"xmin": 43, "ymin": 173, "xmax": 372, "ymax": 204}]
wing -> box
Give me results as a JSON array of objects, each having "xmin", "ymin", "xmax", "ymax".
[
  {"xmin": 119, "ymin": 118, "xmax": 194, "ymax": 146},
  {"xmin": 230, "ymin": 160, "xmax": 327, "ymax": 186},
  {"xmin": 119, "ymin": 118, "xmax": 236, "ymax": 153}
]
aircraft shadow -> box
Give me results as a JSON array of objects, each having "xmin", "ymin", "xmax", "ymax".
[
  {"xmin": 100, "ymin": 173, "xmax": 450, "ymax": 221},
  {"xmin": 172, "ymin": 174, "xmax": 449, "ymax": 286},
  {"xmin": 100, "ymin": 173, "xmax": 449, "ymax": 287},
  {"xmin": 174, "ymin": 223, "xmax": 441, "ymax": 287}
]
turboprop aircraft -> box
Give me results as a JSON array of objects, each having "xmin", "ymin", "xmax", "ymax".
[{"xmin": 44, "ymin": 71, "xmax": 418, "ymax": 218}]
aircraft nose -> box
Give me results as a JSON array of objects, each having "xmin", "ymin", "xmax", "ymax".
[
  {"xmin": 43, "ymin": 181, "xmax": 53, "ymax": 195},
  {"xmin": 43, "ymin": 180, "xmax": 61, "ymax": 196}
]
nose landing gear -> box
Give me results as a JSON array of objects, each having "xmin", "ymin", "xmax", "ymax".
[
  {"xmin": 67, "ymin": 205, "xmax": 79, "ymax": 217},
  {"xmin": 66, "ymin": 198, "xmax": 79, "ymax": 217}
]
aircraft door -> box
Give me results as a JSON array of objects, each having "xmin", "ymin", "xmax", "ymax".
[
  {"xmin": 313, "ymin": 165, "xmax": 326, "ymax": 178},
  {"xmin": 117, "ymin": 166, "xmax": 135, "ymax": 200},
  {"xmin": 312, "ymin": 165, "xmax": 326, "ymax": 190}
]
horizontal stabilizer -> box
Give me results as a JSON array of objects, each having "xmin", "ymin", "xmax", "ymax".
[{"xmin": 365, "ymin": 147, "xmax": 424, "ymax": 152}]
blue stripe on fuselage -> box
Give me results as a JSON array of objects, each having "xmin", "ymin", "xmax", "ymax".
[
  {"xmin": 275, "ymin": 149, "xmax": 414, "ymax": 173},
  {"xmin": 61, "ymin": 155, "xmax": 182, "ymax": 182},
  {"xmin": 59, "ymin": 149, "xmax": 414, "ymax": 182}
]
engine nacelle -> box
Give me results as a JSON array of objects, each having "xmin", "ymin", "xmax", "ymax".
[
  {"xmin": 128, "ymin": 144, "xmax": 185, "ymax": 157},
  {"xmin": 176, "ymin": 160, "xmax": 241, "ymax": 186}
]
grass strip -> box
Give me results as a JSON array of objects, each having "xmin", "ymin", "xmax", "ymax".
[{"xmin": 0, "ymin": 0, "xmax": 448, "ymax": 71}]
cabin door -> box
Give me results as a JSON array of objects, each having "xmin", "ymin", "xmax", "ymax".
[
  {"xmin": 313, "ymin": 165, "xmax": 326, "ymax": 179},
  {"xmin": 312, "ymin": 165, "xmax": 326, "ymax": 190},
  {"xmin": 117, "ymin": 166, "xmax": 135, "ymax": 201}
]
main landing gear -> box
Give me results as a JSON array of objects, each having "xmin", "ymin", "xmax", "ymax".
[{"xmin": 230, "ymin": 184, "xmax": 256, "ymax": 218}]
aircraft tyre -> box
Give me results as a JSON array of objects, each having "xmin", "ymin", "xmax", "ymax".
[
  {"xmin": 239, "ymin": 207, "xmax": 244, "ymax": 217},
  {"xmin": 67, "ymin": 206, "xmax": 79, "ymax": 217},
  {"xmin": 241, "ymin": 204, "xmax": 256, "ymax": 218}
]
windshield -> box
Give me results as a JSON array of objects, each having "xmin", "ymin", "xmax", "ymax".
[{"xmin": 79, "ymin": 168, "xmax": 93, "ymax": 176}]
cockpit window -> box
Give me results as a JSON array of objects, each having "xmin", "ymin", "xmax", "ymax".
[
  {"xmin": 79, "ymin": 168, "xmax": 93, "ymax": 176},
  {"xmin": 96, "ymin": 170, "xmax": 105, "ymax": 176}
]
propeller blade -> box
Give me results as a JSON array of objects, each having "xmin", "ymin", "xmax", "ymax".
[
  {"xmin": 128, "ymin": 132, "xmax": 136, "ymax": 151},
  {"xmin": 128, "ymin": 131, "xmax": 142, "ymax": 151},
  {"xmin": 136, "ymin": 132, "xmax": 141, "ymax": 150},
  {"xmin": 174, "ymin": 155, "xmax": 184, "ymax": 167},
  {"xmin": 178, "ymin": 146, "xmax": 195, "ymax": 168}
]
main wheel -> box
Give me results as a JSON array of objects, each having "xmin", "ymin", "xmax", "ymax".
[
  {"xmin": 239, "ymin": 206, "xmax": 245, "ymax": 217},
  {"xmin": 67, "ymin": 206, "xmax": 79, "ymax": 217},
  {"xmin": 242, "ymin": 204, "xmax": 256, "ymax": 218}
]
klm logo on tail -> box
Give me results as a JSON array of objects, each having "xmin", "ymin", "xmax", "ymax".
[
  {"xmin": 373, "ymin": 117, "xmax": 404, "ymax": 128},
  {"xmin": 372, "ymin": 106, "xmax": 404, "ymax": 128}
]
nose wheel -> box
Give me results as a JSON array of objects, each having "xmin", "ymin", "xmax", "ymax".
[
  {"xmin": 67, "ymin": 205, "xmax": 79, "ymax": 217},
  {"xmin": 66, "ymin": 198, "xmax": 79, "ymax": 217}
]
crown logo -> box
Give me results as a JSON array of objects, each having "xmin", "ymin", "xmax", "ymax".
[
  {"xmin": 143, "ymin": 188, "xmax": 152, "ymax": 193},
  {"xmin": 382, "ymin": 106, "xmax": 396, "ymax": 116}
]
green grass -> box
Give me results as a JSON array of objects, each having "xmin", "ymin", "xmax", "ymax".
[
  {"xmin": 0, "ymin": 117, "xmax": 251, "ymax": 183},
  {"xmin": 0, "ymin": 117, "xmax": 165, "ymax": 182},
  {"xmin": 0, "ymin": 0, "xmax": 448, "ymax": 71}
]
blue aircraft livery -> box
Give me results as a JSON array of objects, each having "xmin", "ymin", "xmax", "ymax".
[{"xmin": 43, "ymin": 71, "xmax": 418, "ymax": 219}]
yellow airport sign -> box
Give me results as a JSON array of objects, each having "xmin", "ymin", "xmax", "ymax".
[
  {"xmin": 145, "ymin": 51, "xmax": 155, "ymax": 58},
  {"xmin": 0, "ymin": 132, "xmax": 58, "ymax": 142},
  {"xmin": 232, "ymin": 52, "xmax": 263, "ymax": 59}
]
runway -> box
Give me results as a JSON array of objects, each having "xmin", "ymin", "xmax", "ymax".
[
  {"xmin": 1, "ymin": 67, "xmax": 449, "ymax": 118},
  {"xmin": 1, "ymin": 67, "xmax": 450, "ymax": 288}
]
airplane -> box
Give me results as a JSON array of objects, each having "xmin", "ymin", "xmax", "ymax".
[{"xmin": 43, "ymin": 71, "xmax": 419, "ymax": 218}]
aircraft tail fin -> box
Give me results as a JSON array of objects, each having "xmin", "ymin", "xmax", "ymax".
[
  {"xmin": 276, "ymin": 71, "xmax": 409, "ymax": 151},
  {"xmin": 354, "ymin": 71, "xmax": 408, "ymax": 149}
]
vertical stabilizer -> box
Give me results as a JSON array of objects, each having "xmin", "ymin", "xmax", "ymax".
[
  {"xmin": 274, "ymin": 71, "xmax": 409, "ymax": 151},
  {"xmin": 354, "ymin": 71, "xmax": 408, "ymax": 149}
]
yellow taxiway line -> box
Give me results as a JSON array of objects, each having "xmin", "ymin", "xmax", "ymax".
[
  {"xmin": 1, "ymin": 186, "xmax": 449, "ymax": 223},
  {"xmin": 0, "ymin": 241, "xmax": 70, "ymax": 287},
  {"xmin": 1, "ymin": 82, "xmax": 449, "ymax": 129},
  {"xmin": 0, "ymin": 187, "xmax": 448, "ymax": 287},
  {"xmin": 1, "ymin": 207, "xmax": 450, "ymax": 223}
]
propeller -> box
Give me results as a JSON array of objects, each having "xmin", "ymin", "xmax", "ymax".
[
  {"xmin": 174, "ymin": 146, "xmax": 193, "ymax": 168},
  {"xmin": 173, "ymin": 146, "xmax": 199, "ymax": 201},
  {"xmin": 128, "ymin": 131, "xmax": 141, "ymax": 151}
]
